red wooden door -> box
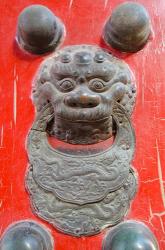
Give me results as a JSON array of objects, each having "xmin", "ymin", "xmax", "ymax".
[{"xmin": 0, "ymin": 0, "xmax": 165, "ymax": 249}]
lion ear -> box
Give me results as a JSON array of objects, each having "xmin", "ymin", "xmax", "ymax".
[
  {"xmin": 110, "ymin": 82, "xmax": 126, "ymax": 102},
  {"xmin": 32, "ymin": 58, "xmax": 54, "ymax": 112},
  {"xmin": 32, "ymin": 82, "xmax": 52, "ymax": 113}
]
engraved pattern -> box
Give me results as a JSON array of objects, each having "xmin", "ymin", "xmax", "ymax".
[
  {"xmin": 32, "ymin": 45, "xmax": 136, "ymax": 145},
  {"xmin": 26, "ymin": 45, "xmax": 137, "ymax": 236},
  {"xmin": 27, "ymin": 102, "xmax": 135, "ymax": 205},
  {"xmin": 26, "ymin": 168, "xmax": 137, "ymax": 237}
]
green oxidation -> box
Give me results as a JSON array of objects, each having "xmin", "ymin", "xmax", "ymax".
[
  {"xmin": 1, "ymin": 234, "xmax": 44, "ymax": 250},
  {"xmin": 0, "ymin": 221, "xmax": 52, "ymax": 250},
  {"xmin": 103, "ymin": 222, "xmax": 159, "ymax": 250}
]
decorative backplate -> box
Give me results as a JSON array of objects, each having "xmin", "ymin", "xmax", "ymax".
[
  {"xmin": 27, "ymin": 168, "xmax": 137, "ymax": 237},
  {"xmin": 27, "ymin": 102, "xmax": 135, "ymax": 205},
  {"xmin": 26, "ymin": 45, "xmax": 137, "ymax": 236}
]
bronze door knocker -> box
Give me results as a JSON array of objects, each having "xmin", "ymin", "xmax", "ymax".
[{"xmin": 26, "ymin": 45, "xmax": 137, "ymax": 236}]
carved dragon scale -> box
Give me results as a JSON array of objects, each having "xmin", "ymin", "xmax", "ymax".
[{"xmin": 26, "ymin": 45, "xmax": 137, "ymax": 236}]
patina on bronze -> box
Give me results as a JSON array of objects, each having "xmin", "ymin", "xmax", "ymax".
[
  {"xmin": 26, "ymin": 45, "xmax": 137, "ymax": 236},
  {"xmin": 0, "ymin": 221, "xmax": 53, "ymax": 250},
  {"xmin": 103, "ymin": 2, "xmax": 151, "ymax": 52},
  {"xmin": 33, "ymin": 45, "xmax": 136, "ymax": 144},
  {"xmin": 102, "ymin": 221, "xmax": 159, "ymax": 250},
  {"xmin": 27, "ymin": 167, "xmax": 137, "ymax": 236},
  {"xmin": 16, "ymin": 5, "xmax": 64, "ymax": 54},
  {"xmin": 27, "ymin": 101, "xmax": 135, "ymax": 205}
]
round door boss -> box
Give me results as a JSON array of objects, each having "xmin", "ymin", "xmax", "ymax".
[
  {"xmin": 0, "ymin": 221, "xmax": 54, "ymax": 250},
  {"xmin": 102, "ymin": 221, "xmax": 159, "ymax": 250},
  {"xmin": 16, "ymin": 4, "xmax": 65, "ymax": 54},
  {"xmin": 103, "ymin": 2, "xmax": 151, "ymax": 52}
]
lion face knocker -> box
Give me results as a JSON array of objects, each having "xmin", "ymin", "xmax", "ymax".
[
  {"xmin": 33, "ymin": 45, "xmax": 136, "ymax": 144},
  {"xmin": 26, "ymin": 45, "xmax": 137, "ymax": 236}
]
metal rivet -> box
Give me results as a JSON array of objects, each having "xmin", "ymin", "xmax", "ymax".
[
  {"xmin": 102, "ymin": 221, "xmax": 159, "ymax": 250},
  {"xmin": 0, "ymin": 221, "xmax": 53, "ymax": 250},
  {"xmin": 61, "ymin": 53, "xmax": 71, "ymax": 63},
  {"xmin": 103, "ymin": 2, "xmax": 151, "ymax": 52},
  {"xmin": 132, "ymin": 85, "xmax": 137, "ymax": 93},
  {"xmin": 74, "ymin": 51, "xmax": 92, "ymax": 65},
  {"xmin": 94, "ymin": 52, "xmax": 105, "ymax": 63},
  {"xmin": 16, "ymin": 4, "xmax": 65, "ymax": 54}
]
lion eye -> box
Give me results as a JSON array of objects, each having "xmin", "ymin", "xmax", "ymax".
[
  {"xmin": 89, "ymin": 79, "xmax": 106, "ymax": 92},
  {"xmin": 59, "ymin": 79, "xmax": 75, "ymax": 92}
]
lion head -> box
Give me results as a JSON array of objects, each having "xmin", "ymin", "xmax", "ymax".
[{"xmin": 33, "ymin": 45, "xmax": 136, "ymax": 144}]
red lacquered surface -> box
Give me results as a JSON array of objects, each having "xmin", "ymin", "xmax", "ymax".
[{"xmin": 0, "ymin": 0, "xmax": 165, "ymax": 249}]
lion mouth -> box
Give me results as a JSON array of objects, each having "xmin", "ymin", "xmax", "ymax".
[
  {"xmin": 55, "ymin": 103, "xmax": 112, "ymax": 123},
  {"xmin": 56, "ymin": 115, "xmax": 110, "ymax": 123}
]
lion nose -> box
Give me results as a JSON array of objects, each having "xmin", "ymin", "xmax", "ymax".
[{"xmin": 64, "ymin": 92, "xmax": 101, "ymax": 108}]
